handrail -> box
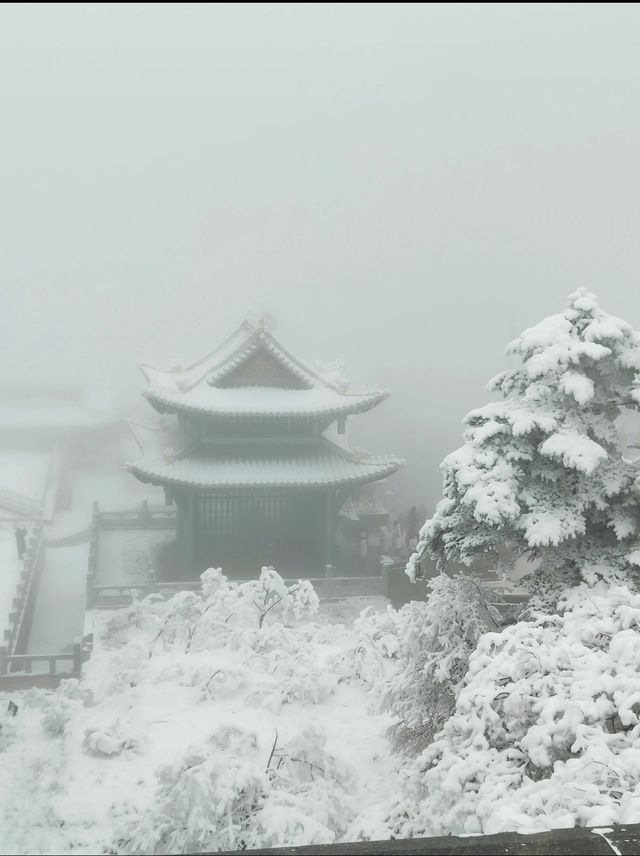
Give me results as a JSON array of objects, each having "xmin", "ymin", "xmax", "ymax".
[
  {"xmin": 4, "ymin": 520, "xmax": 45, "ymax": 654},
  {"xmin": 0, "ymin": 638, "xmax": 83, "ymax": 678},
  {"xmin": 215, "ymin": 821, "xmax": 640, "ymax": 855},
  {"xmin": 87, "ymin": 574, "xmax": 387, "ymax": 609}
]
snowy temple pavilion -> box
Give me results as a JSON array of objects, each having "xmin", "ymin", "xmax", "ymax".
[{"xmin": 127, "ymin": 316, "xmax": 404, "ymax": 577}]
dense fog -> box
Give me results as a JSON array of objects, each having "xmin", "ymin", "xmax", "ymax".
[
  {"xmin": 3, "ymin": 4, "xmax": 640, "ymax": 509},
  {"xmin": 6, "ymin": 7, "xmax": 640, "ymax": 855}
]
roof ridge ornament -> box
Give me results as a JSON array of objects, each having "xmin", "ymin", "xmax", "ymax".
[{"xmin": 245, "ymin": 309, "xmax": 276, "ymax": 335}]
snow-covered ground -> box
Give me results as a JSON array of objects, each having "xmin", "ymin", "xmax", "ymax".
[
  {"xmin": 0, "ymin": 576, "xmax": 398, "ymax": 854},
  {"xmin": 26, "ymin": 543, "xmax": 88, "ymax": 657}
]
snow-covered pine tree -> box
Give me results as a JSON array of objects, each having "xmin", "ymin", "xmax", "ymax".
[{"xmin": 409, "ymin": 288, "xmax": 640, "ymax": 606}]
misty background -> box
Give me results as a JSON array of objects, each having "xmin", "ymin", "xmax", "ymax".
[{"xmin": 2, "ymin": 3, "xmax": 640, "ymax": 512}]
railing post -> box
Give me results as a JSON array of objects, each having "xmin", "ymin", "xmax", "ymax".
[
  {"xmin": 324, "ymin": 563, "xmax": 336, "ymax": 599},
  {"xmin": 72, "ymin": 638, "xmax": 82, "ymax": 677},
  {"xmin": 86, "ymin": 571, "xmax": 95, "ymax": 609},
  {"xmin": 382, "ymin": 564, "xmax": 392, "ymax": 600},
  {"xmin": 139, "ymin": 500, "xmax": 151, "ymax": 525},
  {"xmin": 147, "ymin": 568, "xmax": 157, "ymax": 597},
  {"xmin": 0, "ymin": 646, "xmax": 7, "ymax": 677}
]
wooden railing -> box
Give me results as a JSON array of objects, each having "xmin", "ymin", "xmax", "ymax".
[
  {"xmin": 3, "ymin": 520, "xmax": 45, "ymax": 655},
  {"xmin": 382, "ymin": 560, "xmax": 530, "ymax": 613},
  {"xmin": 86, "ymin": 501, "xmax": 178, "ymax": 608},
  {"xmin": 87, "ymin": 569, "xmax": 389, "ymax": 610},
  {"xmin": 0, "ymin": 637, "xmax": 87, "ymax": 690},
  {"xmin": 84, "ymin": 507, "xmax": 526, "ymax": 612},
  {"xmin": 86, "ymin": 503, "xmax": 392, "ymax": 609},
  {"xmin": 96, "ymin": 501, "xmax": 177, "ymax": 529},
  {"xmin": 217, "ymin": 822, "xmax": 640, "ymax": 855}
]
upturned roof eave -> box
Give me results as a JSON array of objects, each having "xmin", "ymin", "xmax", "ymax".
[
  {"xmin": 142, "ymin": 387, "xmax": 389, "ymax": 420},
  {"xmin": 126, "ymin": 455, "xmax": 404, "ymax": 491}
]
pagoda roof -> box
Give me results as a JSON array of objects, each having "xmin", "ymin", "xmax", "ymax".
[
  {"xmin": 127, "ymin": 437, "xmax": 405, "ymax": 490},
  {"xmin": 139, "ymin": 317, "xmax": 388, "ymax": 420},
  {"xmin": 144, "ymin": 385, "xmax": 388, "ymax": 420}
]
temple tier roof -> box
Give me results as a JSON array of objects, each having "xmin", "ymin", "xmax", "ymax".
[
  {"xmin": 139, "ymin": 317, "xmax": 388, "ymax": 421},
  {"xmin": 144, "ymin": 385, "xmax": 388, "ymax": 420},
  {"xmin": 127, "ymin": 438, "xmax": 405, "ymax": 490}
]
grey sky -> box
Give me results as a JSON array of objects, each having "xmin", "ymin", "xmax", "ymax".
[{"xmin": 2, "ymin": 3, "xmax": 640, "ymax": 510}]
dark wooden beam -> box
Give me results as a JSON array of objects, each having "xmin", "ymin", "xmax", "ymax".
[{"xmin": 217, "ymin": 823, "xmax": 640, "ymax": 855}]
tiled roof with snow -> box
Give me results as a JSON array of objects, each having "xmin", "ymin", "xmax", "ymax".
[
  {"xmin": 127, "ymin": 439, "xmax": 404, "ymax": 490},
  {"xmin": 139, "ymin": 321, "xmax": 256, "ymax": 391},
  {"xmin": 144, "ymin": 385, "xmax": 388, "ymax": 419},
  {"xmin": 139, "ymin": 317, "xmax": 387, "ymax": 419}
]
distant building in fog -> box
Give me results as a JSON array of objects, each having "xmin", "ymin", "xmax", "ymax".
[
  {"xmin": 0, "ymin": 386, "xmax": 118, "ymax": 522},
  {"xmin": 127, "ymin": 315, "xmax": 404, "ymax": 577}
]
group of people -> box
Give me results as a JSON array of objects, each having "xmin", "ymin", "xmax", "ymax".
[
  {"xmin": 380, "ymin": 521, "xmax": 416, "ymax": 561},
  {"xmin": 380, "ymin": 506, "xmax": 423, "ymax": 562},
  {"xmin": 334, "ymin": 505, "xmax": 425, "ymax": 572}
]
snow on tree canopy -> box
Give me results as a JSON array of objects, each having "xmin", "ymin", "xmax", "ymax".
[
  {"xmin": 386, "ymin": 584, "xmax": 640, "ymax": 838},
  {"xmin": 410, "ymin": 289, "xmax": 640, "ymax": 601}
]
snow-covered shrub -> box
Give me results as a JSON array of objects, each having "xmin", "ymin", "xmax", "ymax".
[
  {"xmin": 0, "ymin": 570, "xmax": 393, "ymax": 855},
  {"xmin": 104, "ymin": 637, "xmax": 151, "ymax": 691},
  {"xmin": 83, "ymin": 720, "xmax": 144, "ymax": 757},
  {"xmin": 258, "ymin": 724, "xmax": 358, "ymax": 845},
  {"xmin": 248, "ymin": 645, "xmax": 340, "ymax": 710},
  {"xmin": 387, "ymin": 583, "xmax": 640, "ymax": 837},
  {"xmin": 384, "ymin": 573, "xmax": 501, "ymax": 753},
  {"xmin": 94, "ymin": 569, "xmax": 325, "ymax": 710},
  {"xmin": 57, "ymin": 677, "xmax": 94, "ymax": 707},
  {"xmin": 0, "ymin": 710, "xmax": 18, "ymax": 752},
  {"xmin": 411, "ymin": 289, "xmax": 640, "ymax": 606},
  {"xmin": 21, "ymin": 687, "xmax": 49, "ymax": 709},
  {"xmin": 199, "ymin": 566, "xmax": 228, "ymax": 599},
  {"xmin": 40, "ymin": 696, "xmax": 78, "ymax": 736},
  {"xmin": 101, "ymin": 595, "xmax": 164, "ymax": 650},
  {"xmin": 178, "ymin": 657, "xmax": 249, "ymax": 701},
  {"xmin": 119, "ymin": 721, "xmax": 357, "ymax": 854},
  {"xmin": 246, "ymin": 566, "xmax": 319, "ymax": 627},
  {"xmin": 142, "ymin": 567, "xmax": 318, "ymax": 660},
  {"xmin": 119, "ymin": 740, "xmax": 268, "ymax": 853},
  {"xmin": 349, "ymin": 605, "xmax": 402, "ymax": 687}
]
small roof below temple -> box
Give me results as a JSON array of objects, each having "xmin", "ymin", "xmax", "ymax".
[
  {"xmin": 128, "ymin": 438, "xmax": 404, "ymax": 490},
  {"xmin": 139, "ymin": 315, "xmax": 388, "ymax": 421}
]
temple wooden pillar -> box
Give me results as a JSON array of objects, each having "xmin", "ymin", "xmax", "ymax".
[
  {"xmin": 177, "ymin": 491, "xmax": 195, "ymax": 576},
  {"xmin": 324, "ymin": 489, "xmax": 334, "ymax": 568}
]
